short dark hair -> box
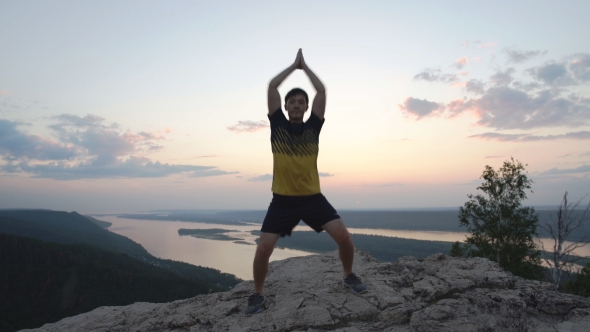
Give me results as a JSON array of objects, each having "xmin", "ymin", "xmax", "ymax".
[{"xmin": 284, "ymin": 88, "xmax": 308, "ymax": 105}]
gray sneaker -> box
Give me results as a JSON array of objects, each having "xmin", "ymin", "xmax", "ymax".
[
  {"xmin": 245, "ymin": 293, "xmax": 266, "ymax": 315},
  {"xmin": 343, "ymin": 273, "xmax": 367, "ymax": 294}
]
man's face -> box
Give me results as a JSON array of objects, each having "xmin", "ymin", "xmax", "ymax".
[{"xmin": 285, "ymin": 94, "xmax": 308, "ymax": 123}]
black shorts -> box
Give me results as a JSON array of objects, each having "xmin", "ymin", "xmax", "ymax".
[{"xmin": 261, "ymin": 193, "xmax": 341, "ymax": 237}]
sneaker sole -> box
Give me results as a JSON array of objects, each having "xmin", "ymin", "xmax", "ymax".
[
  {"xmin": 342, "ymin": 280, "xmax": 367, "ymax": 294},
  {"xmin": 245, "ymin": 297, "xmax": 266, "ymax": 315}
]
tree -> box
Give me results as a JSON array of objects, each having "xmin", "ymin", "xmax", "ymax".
[
  {"xmin": 538, "ymin": 191, "xmax": 590, "ymax": 287},
  {"xmin": 564, "ymin": 263, "xmax": 590, "ymax": 297},
  {"xmin": 451, "ymin": 158, "xmax": 543, "ymax": 279}
]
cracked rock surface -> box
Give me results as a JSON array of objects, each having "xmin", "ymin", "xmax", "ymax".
[{"xmin": 23, "ymin": 250, "xmax": 590, "ymax": 331}]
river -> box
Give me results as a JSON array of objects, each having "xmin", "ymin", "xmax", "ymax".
[{"xmin": 97, "ymin": 216, "xmax": 590, "ymax": 280}]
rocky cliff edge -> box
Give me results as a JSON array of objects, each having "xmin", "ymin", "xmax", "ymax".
[{"xmin": 24, "ymin": 250, "xmax": 590, "ymax": 331}]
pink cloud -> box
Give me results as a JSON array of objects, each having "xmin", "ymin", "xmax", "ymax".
[
  {"xmin": 403, "ymin": 85, "xmax": 590, "ymax": 129},
  {"xmin": 0, "ymin": 91, "xmax": 10, "ymax": 95},
  {"xmin": 227, "ymin": 120, "xmax": 267, "ymax": 133},
  {"xmin": 2, "ymin": 114, "xmax": 237, "ymax": 179},
  {"xmin": 455, "ymin": 57, "xmax": 468, "ymax": 69},
  {"xmin": 450, "ymin": 81, "xmax": 467, "ymax": 88}
]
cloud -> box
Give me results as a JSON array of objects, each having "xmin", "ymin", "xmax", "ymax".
[
  {"xmin": 248, "ymin": 174, "xmax": 273, "ymax": 182},
  {"xmin": 469, "ymin": 131, "xmax": 590, "ymax": 142},
  {"xmin": 413, "ymin": 69, "xmax": 458, "ymax": 83},
  {"xmin": 446, "ymin": 87, "xmax": 590, "ymax": 129},
  {"xmin": 47, "ymin": 114, "xmax": 165, "ymax": 166},
  {"xmin": 404, "ymin": 51, "xmax": 590, "ymax": 142},
  {"xmin": 0, "ymin": 114, "xmax": 237, "ymax": 180},
  {"xmin": 454, "ymin": 57, "xmax": 468, "ymax": 69},
  {"xmin": 512, "ymin": 81, "xmax": 541, "ymax": 92},
  {"xmin": 540, "ymin": 165, "xmax": 590, "ymax": 176},
  {"xmin": 523, "ymin": 54, "xmax": 590, "ymax": 87},
  {"xmin": 2, "ymin": 156, "xmax": 237, "ymax": 180},
  {"xmin": 490, "ymin": 68, "xmax": 516, "ymax": 86},
  {"xmin": 504, "ymin": 48, "xmax": 547, "ymax": 63},
  {"xmin": 147, "ymin": 145, "xmax": 165, "ymax": 152},
  {"xmin": 569, "ymin": 53, "xmax": 590, "ymax": 82},
  {"xmin": 464, "ymin": 79, "xmax": 486, "ymax": 94},
  {"xmin": 0, "ymin": 91, "xmax": 10, "ymax": 95},
  {"xmin": 318, "ymin": 172, "xmax": 333, "ymax": 177},
  {"xmin": 168, "ymin": 154, "xmax": 218, "ymax": 161},
  {"xmin": 526, "ymin": 62, "xmax": 575, "ymax": 86},
  {"xmin": 484, "ymin": 155, "xmax": 503, "ymax": 159},
  {"xmin": 398, "ymin": 97, "xmax": 444, "ymax": 119},
  {"xmin": 580, "ymin": 151, "xmax": 590, "ymax": 157},
  {"xmin": 189, "ymin": 169, "xmax": 238, "ymax": 178},
  {"xmin": 227, "ymin": 120, "xmax": 267, "ymax": 133},
  {"xmin": 0, "ymin": 119, "xmax": 77, "ymax": 161}
]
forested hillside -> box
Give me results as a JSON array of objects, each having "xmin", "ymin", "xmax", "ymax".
[
  {"xmin": 0, "ymin": 210, "xmax": 241, "ymax": 288},
  {"xmin": 0, "ymin": 233, "xmax": 221, "ymax": 332},
  {"xmin": 0, "ymin": 210, "xmax": 148, "ymax": 256}
]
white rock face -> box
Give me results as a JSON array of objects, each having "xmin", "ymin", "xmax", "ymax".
[{"xmin": 23, "ymin": 250, "xmax": 590, "ymax": 332}]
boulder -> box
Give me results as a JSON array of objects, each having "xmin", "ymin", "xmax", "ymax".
[{"xmin": 23, "ymin": 250, "xmax": 590, "ymax": 332}]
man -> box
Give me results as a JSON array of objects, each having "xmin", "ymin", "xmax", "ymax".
[{"xmin": 245, "ymin": 49, "xmax": 366, "ymax": 315}]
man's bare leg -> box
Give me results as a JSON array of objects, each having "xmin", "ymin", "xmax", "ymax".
[
  {"xmin": 253, "ymin": 231, "xmax": 281, "ymax": 295},
  {"xmin": 322, "ymin": 219, "xmax": 354, "ymax": 278}
]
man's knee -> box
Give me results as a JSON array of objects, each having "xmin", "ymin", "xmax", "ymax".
[
  {"xmin": 255, "ymin": 232, "xmax": 279, "ymax": 259},
  {"xmin": 335, "ymin": 231, "xmax": 353, "ymax": 247},
  {"xmin": 256, "ymin": 242, "xmax": 274, "ymax": 258},
  {"xmin": 323, "ymin": 219, "xmax": 353, "ymax": 247}
]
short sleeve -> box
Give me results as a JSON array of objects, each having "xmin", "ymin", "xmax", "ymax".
[
  {"xmin": 306, "ymin": 111, "xmax": 325, "ymax": 133},
  {"xmin": 268, "ymin": 108, "xmax": 286, "ymax": 128}
]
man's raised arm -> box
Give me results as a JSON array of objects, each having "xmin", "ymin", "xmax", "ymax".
[
  {"xmin": 268, "ymin": 50, "xmax": 302, "ymax": 116},
  {"xmin": 300, "ymin": 53, "xmax": 326, "ymax": 120}
]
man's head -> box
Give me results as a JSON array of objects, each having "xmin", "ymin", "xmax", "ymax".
[{"xmin": 284, "ymin": 88, "xmax": 309, "ymax": 123}]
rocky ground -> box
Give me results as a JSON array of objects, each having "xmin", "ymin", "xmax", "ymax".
[{"xmin": 24, "ymin": 250, "xmax": 590, "ymax": 331}]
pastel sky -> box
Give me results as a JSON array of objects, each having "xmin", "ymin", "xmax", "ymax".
[{"xmin": 1, "ymin": 0, "xmax": 589, "ymax": 213}]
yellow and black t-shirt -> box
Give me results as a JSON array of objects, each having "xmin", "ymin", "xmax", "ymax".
[{"xmin": 268, "ymin": 109, "xmax": 324, "ymax": 196}]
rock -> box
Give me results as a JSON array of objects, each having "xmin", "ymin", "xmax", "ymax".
[{"xmin": 22, "ymin": 250, "xmax": 590, "ymax": 332}]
